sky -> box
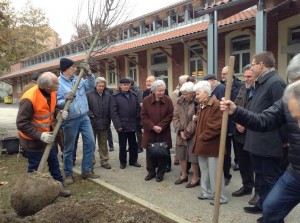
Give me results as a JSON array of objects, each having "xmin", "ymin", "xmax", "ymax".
[{"xmin": 11, "ymin": 0, "xmax": 183, "ymax": 44}]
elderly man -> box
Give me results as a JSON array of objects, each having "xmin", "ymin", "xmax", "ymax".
[
  {"xmin": 16, "ymin": 72, "xmax": 71, "ymax": 197},
  {"xmin": 220, "ymin": 53, "xmax": 300, "ymax": 223},
  {"xmin": 57, "ymin": 58, "xmax": 99, "ymax": 184},
  {"xmin": 87, "ymin": 77, "xmax": 113, "ymax": 169},
  {"xmin": 202, "ymin": 73, "xmax": 225, "ymax": 100},
  {"xmin": 111, "ymin": 78, "xmax": 141, "ymax": 169},
  {"xmin": 231, "ymin": 65, "xmax": 258, "ymax": 204}
]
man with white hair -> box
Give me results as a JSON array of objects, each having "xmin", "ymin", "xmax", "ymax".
[
  {"xmin": 17, "ymin": 72, "xmax": 71, "ymax": 197},
  {"xmin": 170, "ymin": 74, "xmax": 189, "ymax": 106},
  {"xmin": 87, "ymin": 77, "xmax": 113, "ymax": 169},
  {"xmin": 220, "ymin": 53, "xmax": 300, "ymax": 223}
]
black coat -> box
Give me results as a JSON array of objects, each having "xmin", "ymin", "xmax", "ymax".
[
  {"xmin": 86, "ymin": 88, "xmax": 113, "ymax": 130},
  {"xmin": 232, "ymin": 99, "xmax": 299, "ymax": 174},
  {"xmin": 111, "ymin": 89, "xmax": 140, "ymax": 132},
  {"xmin": 233, "ymin": 84, "xmax": 253, "ymax": 144},
  {"xmin": 234, "ymin": 69, "xmax": 286, "ymax": 157}
]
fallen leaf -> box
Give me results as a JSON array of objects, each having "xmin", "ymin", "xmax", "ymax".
[
  {"xmin": 0, "ymin": 181, "xmax": 8, "ymax": 186},
  {"xmin": 116, "ymin": 199, "xmax": 125, "ymax": 204},
  {"xmin": 192, "ymin": 215, "xmax": 202, "ymax": 222}
]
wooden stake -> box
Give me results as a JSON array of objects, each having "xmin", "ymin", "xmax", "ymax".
[{"xmin": 212, "ymin": 56, "xmax": 235, "ymax": 223}]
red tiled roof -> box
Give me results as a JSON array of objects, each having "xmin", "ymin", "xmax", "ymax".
[
  {"xmin": 0, "ymin": 8, "xmax": 256, "ymax": 80},
  {"xmin": 206, "ymin": 0, "xmax": 231, "ymax": 9}
]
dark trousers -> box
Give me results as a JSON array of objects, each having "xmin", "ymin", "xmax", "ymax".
[
  {"xmin": 23, "ymin": 145, "xmax": 63, "ymax": 183},
  {"xmin": 146, "ymin": 149, "xmax": 168, "ymax": 178},
  {"xmin": 250, "ymin": 153, "xmax": 283, "ymax": 209},
  {"xmin": 235, "ymin": 141, "xmax": 254, "ymax": 189},
  {"xmin": 118, "ymin": 131, "xmax": 138, "ymax": 165},
  {"xmin": 107, "ymin": 127, "xmax": 113, "ymax": 148},
  {"xmin": 223, "ymin": 135, "xmax": 238, "ymax": 180}
]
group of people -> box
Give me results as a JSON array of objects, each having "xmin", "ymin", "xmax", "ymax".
[{"xmin": 16, "ymin": 51, "xmax": 300, "ymax": 223}]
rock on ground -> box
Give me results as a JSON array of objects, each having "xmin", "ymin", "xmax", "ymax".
[{"xmin": 10, "ymin": 172, "xmax": 60, "ymax": 216}]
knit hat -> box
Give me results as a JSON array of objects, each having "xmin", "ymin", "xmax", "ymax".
[
  {"xmin": 119, "ymin": 78, "xmax": 131, "ymax": 84},
  {"xmin": 60, "ymin": 58, "xmax": 74, "ymax": 72}
]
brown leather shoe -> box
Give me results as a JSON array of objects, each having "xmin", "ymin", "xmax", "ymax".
[
  {"xmin": 174, "ymin": 176, "xmax": 188, "ymax": 185},
  {"xmin": 174, "ymin": 159, "xmax": 180, "ymax": 165},
  {"xmin": 185, "ymin": 179, "xmax": 200, "ymax": 188},
  {"xmin": 82, "ymin": 172, "xmax": 100, "ymax": 180}
]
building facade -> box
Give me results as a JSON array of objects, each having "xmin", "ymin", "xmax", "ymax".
[{"xmin": 0, "ymin": 0, "xmax": 299, "ymax": 102}]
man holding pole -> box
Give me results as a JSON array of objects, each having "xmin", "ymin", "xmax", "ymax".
[
  {"xmin": 16, "ymin": 72, "xmax": 71, "ymax": 197},
  {"xmin": 220, "ymin": 53, "xmax": 300, "ymax": 223},
  {"xmin": 57, "ymin": 58, "xmax": 100, "ymax": 184}
]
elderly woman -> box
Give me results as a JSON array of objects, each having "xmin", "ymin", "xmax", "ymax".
[
  {"xmin": 173, "ymin": 82, "xmax": 200, "ymax": 188},
  {"xmin": 193, "ymin": 81, "xmax": 227, "ymax": 204},
  {"xmin": 141, "ymin": 80, "xmax": 173, "ymax": 182}
]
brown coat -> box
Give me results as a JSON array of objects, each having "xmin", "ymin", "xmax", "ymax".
[
  {"xmin": 173, "ymin": 96, "xmax": 196, "ymax": 146},
  {"xmin": 141, "ymin": 94, "xmax": 173, "ymax": 149},
  {"xmin": 193, "ymin": 95, "xmax": 222, "ymax": 157}
]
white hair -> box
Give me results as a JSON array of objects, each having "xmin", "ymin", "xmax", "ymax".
[
  {"xmin": 283, "ymin": 80, "xmax": 300, "ymax": 109},
  {"xmin": 151, "ymin": 80, "xmax": 166, "ymax": 93},
  {"xmin": 179, "ymin": 74, "xmax": 189, "ymax": 85},
  {"xmin": 37, "ymin": 72, "xmax": 55, "ymax": 89},
  {"xmin": 96, "ymin": 77, "xmax": 107, "ymax": 85},
  {"xmin": 287, "ymin": 53, "xmax": 300, "ymax": 82},
  {"xmin": 180, "ymin": 82, "xmax": 194, "ymax": 93},
  {"xmin": 193, "ymin": 81, "xmax": 211, "ymax": 96}
]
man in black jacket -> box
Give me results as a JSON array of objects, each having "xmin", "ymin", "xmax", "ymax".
[
  {"xmin": 231, "ymin": 65, "xmax": 258, "ymax": 205},
  {"xmin": 111, "ymin": 78, "xmax": 141, "ymax": 169},
  {"xmin": 87, "ymin": 77, "xmax": 113, "ymax": 169},
  {"xmin": 220, "ymin": 53, "xmax": 300, "ymax": 223}
]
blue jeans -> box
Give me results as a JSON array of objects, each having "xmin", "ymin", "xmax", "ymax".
[
  {"xmin": 62, "ymin": 114, "xmax": 95, "ymax": 176},
  {"xmin": 23, "ymin": 144, "xmax": 63, "ymax": 183},
  {"xmin": 263, "ymin": 168, "xmax": 300, "ymax": 223}
]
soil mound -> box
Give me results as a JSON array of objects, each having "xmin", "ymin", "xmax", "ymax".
[{"xmin": 10, "ymin": 172, "xmax": 60, "ymax": 216}]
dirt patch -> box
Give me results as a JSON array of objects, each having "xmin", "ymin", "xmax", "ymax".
[{"xmin": 0, "ymin": 154, "xmax": 168, "ymax": 223}]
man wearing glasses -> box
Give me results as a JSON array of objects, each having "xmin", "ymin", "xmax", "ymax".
[{"xmin": 234, "ymin": 51, "xmax": 286, "ymax": 215}]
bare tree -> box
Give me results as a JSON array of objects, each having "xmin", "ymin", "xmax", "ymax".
[{"xmin": 71, "ymin": 0, "xmax": 128, "ymax": 73}]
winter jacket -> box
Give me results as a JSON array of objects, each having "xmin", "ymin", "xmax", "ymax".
[
  {"xmin": 57, "ymin": 73, "xmax": 95, "ymax": 120},
  {"xmin": 193, "ymin": 95, "xmax": 222, "ymax": 157},
  {"xmin": 111, "ymin": 89, "xmax": 140, "ymax": 132},
  {"xmin": 232, "ymin": 99, "xmax": 300, "ymax": 174},
  {"xmin": 141, "ymin": 94, "xmax": 173, "ymax": 149},
  {"xmin": 86, "ymin": 88, "xmax": 113, "ymax": 130},
  {"xmin": 235, "ymin": 69, "xmax": 286, "ymax": 157}
]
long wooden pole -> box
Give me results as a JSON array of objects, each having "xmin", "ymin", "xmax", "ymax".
[
  {"xmin": 212, "ymin": 56, "xmax": 235, "ymax": 223},
  {"xmin": 37, "ymin": 32, "xmax": 100, "ymax": 173}
]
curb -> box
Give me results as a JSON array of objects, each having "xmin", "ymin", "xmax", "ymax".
[{"xmin": 73, "ymin": 168, "xmax": 191, "ymax": 223}]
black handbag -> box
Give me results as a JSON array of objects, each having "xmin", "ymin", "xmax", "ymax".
[{"xmin": 147, "ymin": 142, "xmax": 169, "ymax": 158}]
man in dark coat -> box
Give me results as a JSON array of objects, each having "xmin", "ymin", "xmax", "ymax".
[
  {"xmin": 232, "ymin": 65, "xmax": 258, "ymax": 205},
  {"xmin": 111, "ymin": 78, "xmax": 141, "ymax": 169},
  {"xmin": 220, "ymin": 52, "xmax": 300, "ymax": 223},
  {"xmin": 221, "ymin": 51, "xmax": 286, "ymax": 217},
  {"xmin": 220, "ymin": 66, "xmax": 243, "ymax": 185},
  {"xmin": 87, "ymin": 77, "xmax": 113, "ymax": 169}
]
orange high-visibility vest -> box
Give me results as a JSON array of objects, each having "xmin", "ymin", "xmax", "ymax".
[{"xmin": 19, "ymin": 85, "xmax": 57, "ymax": 140}]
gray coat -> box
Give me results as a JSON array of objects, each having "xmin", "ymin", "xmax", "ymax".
[{"xmin": 238, "ymin": 69, "xmax": 286, "ymax": 157}]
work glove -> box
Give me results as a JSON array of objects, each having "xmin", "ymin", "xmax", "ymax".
[
  {"xmin": 78, "ymin": 62, "xmax": 91, "ymax": 74},
  {"xmin": 60, "ymin": 110, "xmax": 68, "ymax": 120},
  {"xmin": 40, "ymin": 132, "xmax": 54, "ymax": 144},
  {"xmin": 66, "ymin": 91, "xmax": 75, "ymax": 101}
]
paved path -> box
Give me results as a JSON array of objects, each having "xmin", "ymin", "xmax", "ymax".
[{"xmin": 1, "ymin": 102, "xmax": 299, "ymax": 223}]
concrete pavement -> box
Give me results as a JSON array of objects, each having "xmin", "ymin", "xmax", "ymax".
[{"xmin": 1, "ymin": 102, "xmax": 299, "ymax": 223}]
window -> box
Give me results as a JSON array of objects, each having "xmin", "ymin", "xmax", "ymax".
[
  {"xmin": 145, "ymin": 23, "xmax": 153, "ymax": 33},
  {"xmin": 152, "ymin": 52, "xmax": 167, "ymax": 65},
  {"xmin": 290, "ymin": 26, "xmax": 300, "ymax": 44},
  {"xmin": 231, "ymin": 35, "xmax": 250, "ymax": 75},
  {"xmin": 189, "ymin": 45, "xmax": 204, "ymax": 77},
  {"xmin": 108, "ymin": 62, "xmax": 116, "ymax": 85},
  {"xmin": 171, "ymin": 12, "xmax": 185, "ymax": 25},
  {"xmin": 156, "ymin": 18, "xmax": 168, "ymax": 29},
  {"xmin": 128, "ymin": 57, "xmax": 137, "ymax": 82}
]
